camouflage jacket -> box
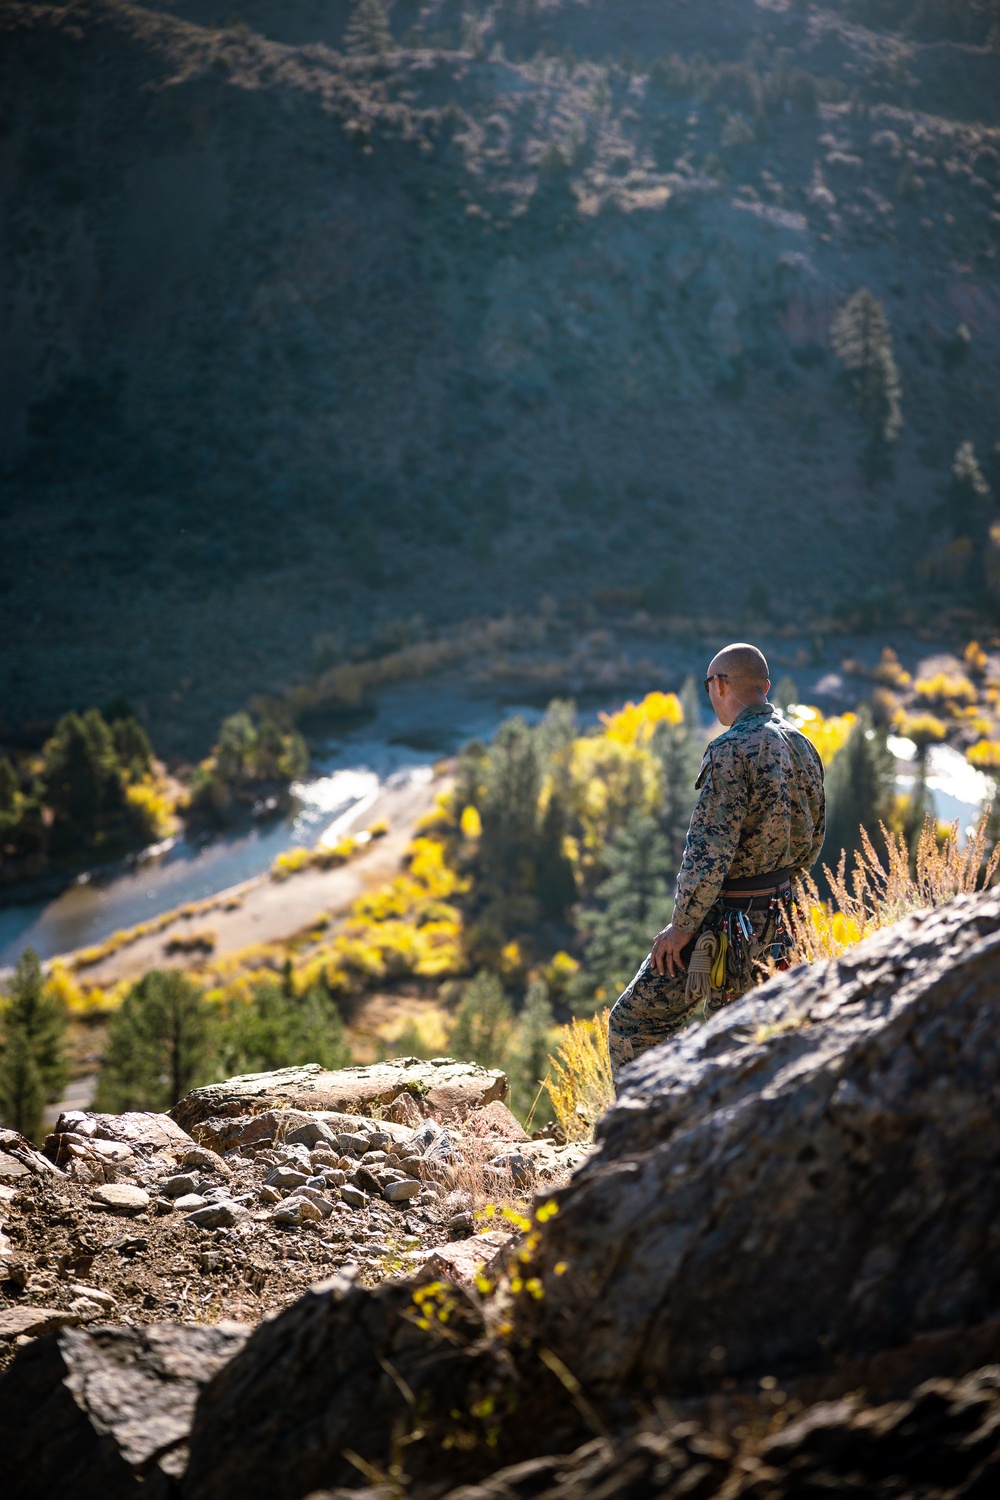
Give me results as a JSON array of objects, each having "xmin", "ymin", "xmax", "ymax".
[{"xmin": 672, "ymin": 702, "xmax": 826, "ymax": 931}]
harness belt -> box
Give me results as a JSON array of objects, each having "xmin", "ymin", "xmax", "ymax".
[{"xmin": 719, "ymin": 865, "xmax": 793, "ymax": 909}]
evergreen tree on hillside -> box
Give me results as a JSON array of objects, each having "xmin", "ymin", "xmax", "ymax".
[
  {"xmin": 0, "ymin": 949, "xmax": 68, "ymax": 1141},
  {"xmin": 94, "ymin": 970, "xmax": 215, "ymax": 1112},
  {"xmin": 41, "ymin": 708, "xmax": 127, "ymax": 852},
  {"xmin": 217, "ymin": 981, "xmax": 351, "ymax": 1076},
  {"xmin": 110, "ymin": 715, "xmax": 153, "ymax": 781},
  {"xmin": 947, "ymin": 439, "xmax": 992, "ymax": 541},
  {"xmin": 344, "ymin": 0, "xmax": 392, "ymax": 55},
  {"xmin": 821, "ymin": 705, "xmax": 897, "ymax": 882},
  {"xmin": 535, "ymin": 792, "xmax": 577, "ymax": 918},
  {"xmin": 571, "ymin": 812, "xmax": 673, "ymax": 1014},
  {"xmin": 479, "ymin": 717, "xmax": 542, "ymax": 898},
  {"xmin": 450, "ymin": 969, "xmax": 514, "ymax": 1069},
  {"xmin": 0, "ymin": 757, "xmax": 19, "ymax": 818},
  {"xmin": 509, "ymin": 977, "xmax": 555, "ymax": 1120},
  {"xmin": 651, "ymin": 676, "xmax": 703, "ymax": 876},
  {"xmin": 831, "ymin": 288, "xmax": 902, "ymax": 478}
]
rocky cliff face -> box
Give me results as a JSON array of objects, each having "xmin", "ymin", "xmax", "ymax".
[{"xmin": 2, "ymin": 892, "xmax": 1000, "ymax": 1497}]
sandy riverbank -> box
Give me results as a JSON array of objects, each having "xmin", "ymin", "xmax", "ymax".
[{"xmin": 73, "ymin": 770, "xmax": 445, "ymax": 988}]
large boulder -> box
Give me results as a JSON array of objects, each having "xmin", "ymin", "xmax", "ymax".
[
  {"xmin": 0, "ymin": 1321, "xmax": 249, "ymax": 1500},
  {"xmin": 522, "ymin": 891, "xmax": 1000, "ymax": 1399},
  {"xmin": 180, "ymin": 1271, "xmax": 577, "ymax": 1500},
  {"xmin": 170, "ymin": 1059, "xmax": 508, "ymax": 1134}
]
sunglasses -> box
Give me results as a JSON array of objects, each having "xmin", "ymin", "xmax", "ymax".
[{"xmin": 703, "ymin": 673, "xmax": 729, "ymax": 694}]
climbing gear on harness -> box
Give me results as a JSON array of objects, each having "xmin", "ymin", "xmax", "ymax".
[{"xmin": 684, "ymin": 929, "xmax": 719, "ymax": 1007}]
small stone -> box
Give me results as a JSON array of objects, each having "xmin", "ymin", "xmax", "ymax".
[
  {"xmin": 175, "ymin": 1193, "xmax": 209, "ymax": 1212},
  {"xmin": 0, "ymin": 1306, "xmax": 82, "ymax": 1339},
  {"xmin": 181, "ymin": 1145, "xmax": 232, "ymax": 1177},
  {"xmin": 340, "ymin": 1185, "xmax": 366, "ymax": 1209},
  {"xmin": 185, "ymin": 1202, "xmax": 247, "ymax": 1230},
  {"xmin": 337, "ymin": 1133, "xmax": 369, "ymax": 1157},
  {"xmin": 318, "ymin": 1169, "xmax": 346, "ymax": 1188},
  {"xmin": 271, "ymin": 1195, "xmax": 322, "ymax": 1225},
  {"xmin": 161, "ymin": 1173, "xmax": 200, "ymax": 1199},
  {"xmin": 360, "ymin": 1150, "xmax": 387, "ymax": 1167},
  {"xmin": 400, "ymin": 1156, "xmax": 425, "ymax": 1178},
  {"xmin": 366, "ymin": 1131, "xmax": 391, "ymax": 1152},
  {"xmin": 295, "ymin": 1186, "xmax": 334, "ymax": 1218},
  {"xmin": 265, "ymin": 1167, "xmax": 310, "ymax": 1191},
  {"xmin": 0, "ymin": 1151, "xmax": 29, "ymax": 1180},
  {"xmin": 259, "ymin": 1185, "xmax": 282, "ymax": 1204},
  {"xmin": 352, "ymin": 1166, "xmax": 382, "ymax": 1196},
  {"xmin": 285, "ymin": 1120, "xmax": 336, "ymax": 1148},
  {"xmin": 489, "ymin": 1151, "xmax": 535, "ymax": 1189},
  {"xmin": 90, "ymin": 1184, "xmax": 150, "ymax": 1216},
  {"xmin": 383, "ymin": 1179, "xmax": 421, "ymax": 1203}
]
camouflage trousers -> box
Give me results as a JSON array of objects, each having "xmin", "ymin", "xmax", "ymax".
[{"xmin": 607, "ymin": 904, "xmax": 775, "ymax": 1089}]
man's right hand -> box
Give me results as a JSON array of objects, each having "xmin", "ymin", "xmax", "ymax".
[{"xmin": 651, "ymin": 922, "xmax": 693, "ymax": 978}]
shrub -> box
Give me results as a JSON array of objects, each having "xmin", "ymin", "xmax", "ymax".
[
  {"xmin": 913, "ymin": 672, "xmax": 977, "ymax": 709},
  {"xmin": 0, "ymin": 949, "xmax": 69, "ymax": 1141},
  {"xmin": 545, "ymin": 1009, "xmax": 614, "ymax": 1141}
]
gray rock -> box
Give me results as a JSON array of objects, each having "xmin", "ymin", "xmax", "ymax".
[
  {"xmin": 0, "ymin": 1150, "xmax": 29, "ymax": 1179},
  {"xmin": 161, "ymin": 1173, "xmax": 200, "ymax": 1199},
  {"xmin": 170, "ymin": 1059, "xmax": 507, "ymax": 1134},
  {"xmin": 181, "ymin": 1145, "xmax": 233, "ymax": 1178},
  {"xmin": 340, "ymin": 1185, "xmax": 366, "ymax": 1209},
  {"xmin": 284, "ymin": 1119, "xmax": 336, "ymax": 1148},
  {"xmin": 0, "ymin": 1306, "xmax": 83, "ymax": 1340},
  {"xmin": 1, "ymin": 1127, "xmax": 62, "ymax": 1177},
  {"xmin": 383, "ymin": 1179, "xmax": 420, "ymax": 1203},
  {"xmin": 524, "ymin": 891, "xmax": 1000, "ymax": 1398},
  {"xmin": 175, "ymin": 1193, "xmax": 209, "ymax": 1212},
  {"xmin": 360, "ymin": 1150, "xmax": 387, "ymax": 1167},
  {"xmin": 185, "ymin": 1202, "xmax": 247, "ymax": 1230},
  {"xmin": 336, "ymin": 1133, "xmax": 369, "ymax": 1157},
  {"xmin": 488, "ymin": 1150, "xmax": 534, "ymax": 1189},
  {"xmin": 271, "ymin": 1194, "xmax": 322, "ymax": 1226},
  {"xmin": 264, "ymin": 1167, "xmax": 310, "ymax": 1192},
  {"xmin": 0, "ymin": 1320, "xmax": 248, "ymax": 1499},
  {"xmin": 90, "ymin": 1184, "xmax": 150, "ymax": 1217},
  {"xmin": 295, "ymin": 1186, "xmax": 334, "ymax": 1217}
]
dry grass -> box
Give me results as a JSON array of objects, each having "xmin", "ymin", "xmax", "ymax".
[
  {"xmin": 545, "ymin": 1009, "xmax": 615, "ymax": 1142},
  {"xmin": 791, "ymin": 810, "xmax": 999, "ymax": 962}
]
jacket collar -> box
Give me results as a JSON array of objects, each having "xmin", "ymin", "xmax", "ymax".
[{"xmin": 731, "ymin": 700, "xmax": 774, "ymax": 727}]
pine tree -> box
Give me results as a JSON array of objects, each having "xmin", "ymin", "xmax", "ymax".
[
  {"xmin": 0, "ymin": 949, "xmax": 69, "ymax": 1141},
  {"xmin": 0, "ymin": 757, "xmax": 19, "ymax": 817},
  {"xmin": 450, "ymin": 969, "xmax": 514, "ymax": 1069},
  {"xmin": 94, "ymin": 970, "xmax": 214, "ymax": 1112},
  {"xmin": 344, "ymin": 0, "xmax": 392, "ymax": 55},
  {"xmin": 479, "ymin": 717, "xmax": 542, "ymax": 899},
  {"xmin": 947, "ymin": 440, "xmax": 992, "ymax": 541},
  {"xmin": 821, "ymin": 705, "xmax": 896, "ymax": 883},
  {"xmin": 41, "ymin": 708, "xmax": 127, "ymax": 851},
  {"xmin": 110, "ymin": 715, "xmax": 153, "ymax": 780},
  {"xmin": 651, "ymin": 676, "xmax": 703, "ymax": 877},
  {"xmin": 571, "ymin": 812, "xmax": 673, "ymax": 1014},
  {"xmin": 218, "ymin": 981, "xmax": 351, "ymax": 1075},
  {"xmin": 509, "ymin": 977, "xmax": 555, "ymax": 1120},
  {"xmin": 536, "ymin": 792, "xmax": 576, "ymax": 918},
  {"xmin": 831, "ymin": 288, "xmax": 902, "ymax": 478}
]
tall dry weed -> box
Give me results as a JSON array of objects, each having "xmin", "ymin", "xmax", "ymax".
[
  {"xmin": 545, "ymin": 1009, "xmax": 615, "ymax": 1141},
  {"xmin": 791, "ymin": 809, "xmax": 999, "ymax": 962}
]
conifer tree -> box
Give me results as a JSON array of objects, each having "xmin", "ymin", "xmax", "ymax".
[
  {"xmin": 41, "ymin": 708, "xmax": 126, "ymax": 851},
  {"xmin": 571, "ymin": 812, "xmax": 673, "ymax": 1014},
  {"xmin": 651, "ymin": 676, "xmax": 703, "ymax": 877},
  {"xmin": 94, "ymin": 970, "xmax": 214, "ymax": 1112},
  {"xmin": 0, "ymin": 756, "xmax": 19, "ymax": 817},
  {"xmin": 821, "ymin": 705, "xmax": 896, "ymax": 882},
  {"xmin": 0, "ymin": 949, "xmax": 68, "ymax": 1141},
  {"xmin": 509, "ymin": 977, "xmax": 555, "ymax": 1119},
  {"xmin": 831, "ymin": 288, "xmax": 902, "ymax": 478},
  {"xmin": 217, "ymin": 981, "xmax": 351, "ymax": 1075},
  {"xmin": 479, "ymin": 717, "xmax": 542, "ymax": 898},
  {"xmin": 344, "ymin": 0, "xmax": 392, "ymax": 55},
  {"xmin": 110, "ymin": 715, "xmax": 153, "ymax": 780},
  {"xmin": 450, "ymin": 969, "xmax": 514, "ymax": 1069},
  {"xmin": 947, "ymin": 440, "xmax": 992, "ymax": 540}
]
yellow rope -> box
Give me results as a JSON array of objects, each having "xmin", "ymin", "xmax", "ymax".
[{"xmin": 684, "ymin": 930, "xmax": 718, "ymax": 1008}]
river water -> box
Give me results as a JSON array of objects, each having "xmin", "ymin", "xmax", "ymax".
[{"xmin": 0, "ymin": 680, "xmax": 990, "ymax": 970}]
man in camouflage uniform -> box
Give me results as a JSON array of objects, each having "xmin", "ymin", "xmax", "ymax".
[{"xmin": 608, "ymin": 642, "xmax": 825, "ymax": 1087}]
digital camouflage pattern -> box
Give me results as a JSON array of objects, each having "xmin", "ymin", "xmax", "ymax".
[
  {"xmin": 608, "ymin": 701, "xmax": 825, "ymax": 1084},
  {"xmin": 673, "ymin": 701, "xmax": 826, "ymax": 932}
]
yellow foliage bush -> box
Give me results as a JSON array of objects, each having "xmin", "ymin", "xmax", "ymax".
[
  {"xmin": 964, "ymin": 640, "xmax": 988, "ymax": 675},
  {"xmin": 599, "ymin": 690, "xmax": 683, "ymax": 746},
  {"xmin": 897, "ymin": 711, "xmax": 947, "ymax": 746},
  {"xmin": 460, "ymin": 804, "xmax": 483, "ymax": 839},
  {"xmin": 871, "ymin": 647, "xmax": 912, "ymax": 689},
  {"xmin": 967, "ymin": 740, "xmax": 1000, "ymax": 769},
  {"xmin": 787, "ymin": 706, "xmax": 856, "ymax": 766},
  {"xmin": 546, "ymin": 1009, "xmax": 615, "ymax": 1141},
  {"xmin": 914, "ymin": 672, "xmax": 977, "ymax": 709},
  {"xmin": 271, "ymin": 846, "xmax": 312, "ymax": 880}
]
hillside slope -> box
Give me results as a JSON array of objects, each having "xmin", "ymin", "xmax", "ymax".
[{"xmin": 1, "ymin": 0, "xmax": 998, "ymax": 749}]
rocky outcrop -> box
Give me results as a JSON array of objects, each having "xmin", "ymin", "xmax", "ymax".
[
  {"xmin": 170, "ymin": 1060, "xmax": 508, "ymax": 1134},
  {"xmin": 0, "ymin": 1321, "xmax": 248, "ymax": 1500},
  {"xmin": 522, "ymin": 891, "xmax": 1000, "ymax": 1399}
]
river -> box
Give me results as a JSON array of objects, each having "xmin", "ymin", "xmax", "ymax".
[{"xmin": 0, "ymin": 678, "xmax": 990, "ymax": 970}]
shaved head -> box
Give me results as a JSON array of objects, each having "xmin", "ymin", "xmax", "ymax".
[{"xmin": 708, "ymin": 642, "xmax": 770, "ymax": 696}]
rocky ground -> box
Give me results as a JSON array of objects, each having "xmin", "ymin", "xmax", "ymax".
[
  {"xmin": 3, "ymin": 893, "xmax": 1000, "ymax": 1498},
  {"xmin": 0, "ymin": 1058, "xmax": 588, "ymax": 1372}
]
